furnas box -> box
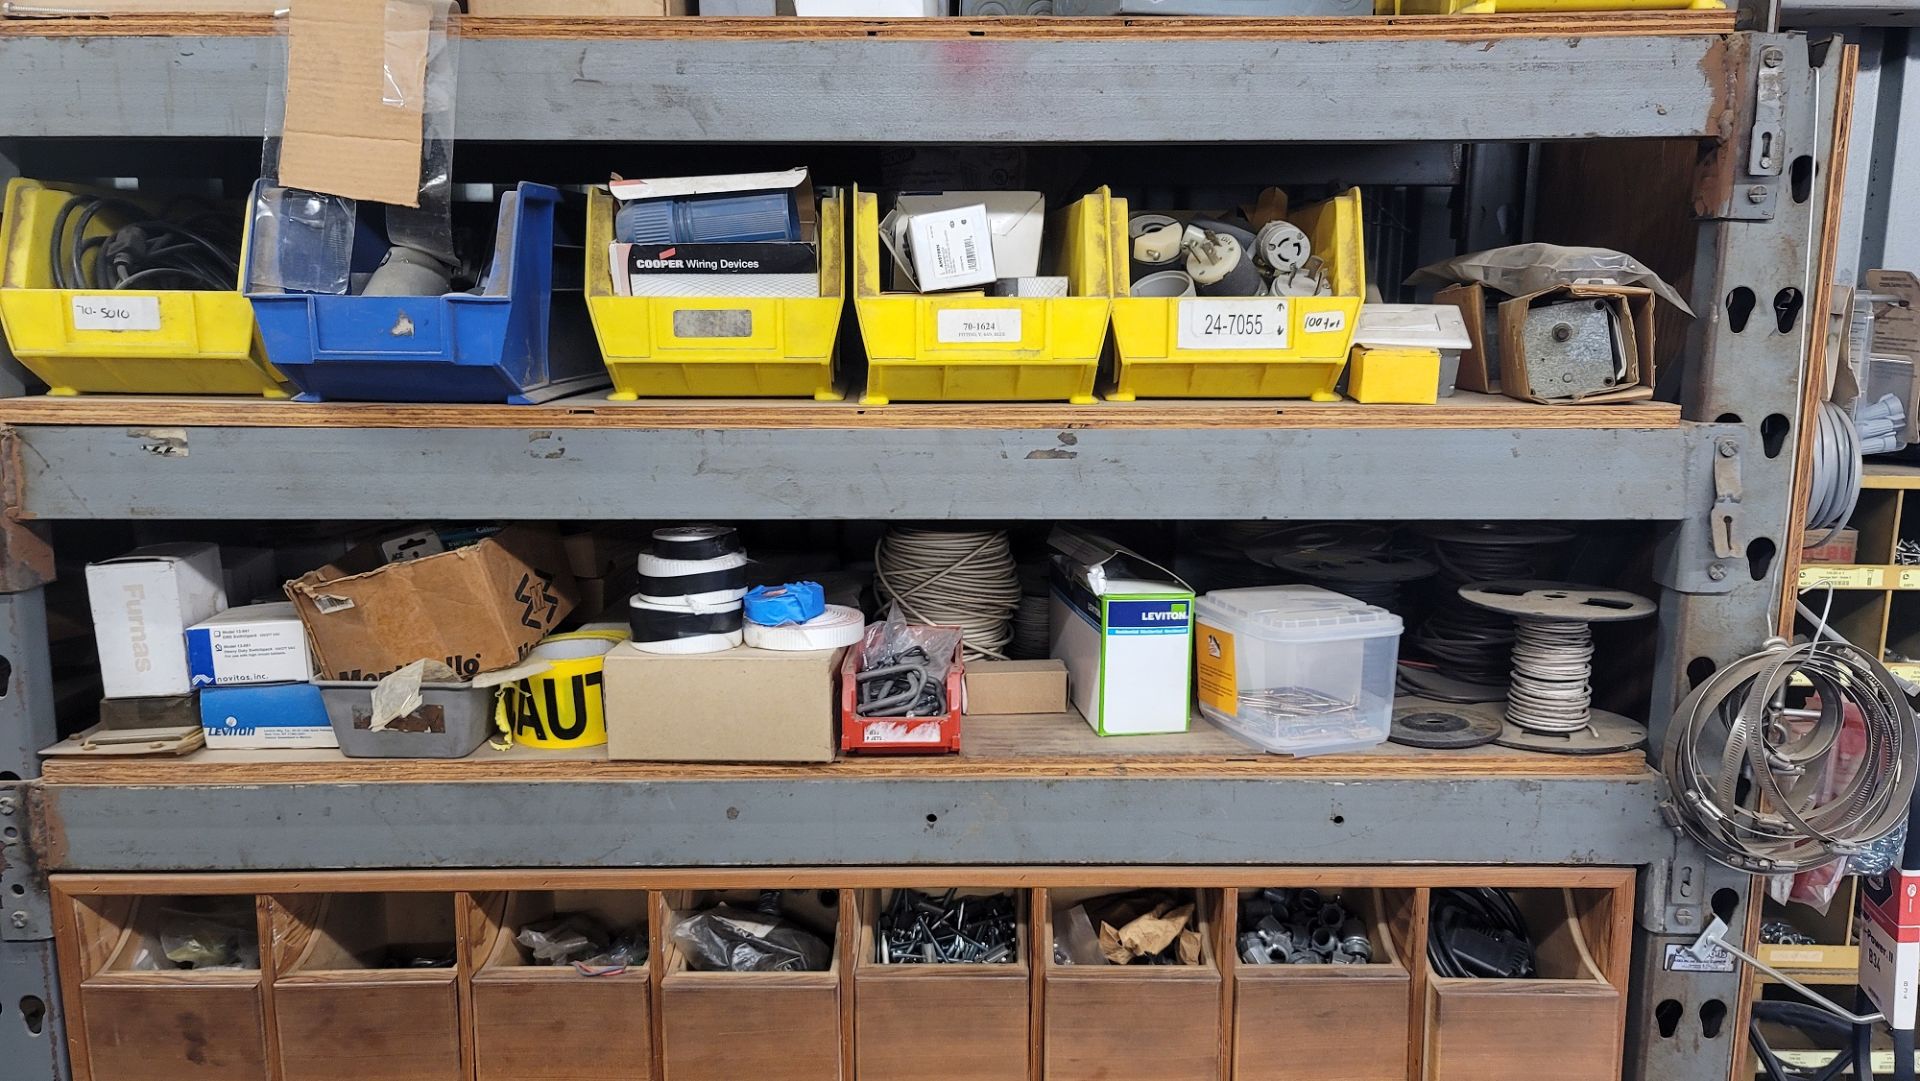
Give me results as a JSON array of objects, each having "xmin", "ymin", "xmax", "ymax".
[
  {"xmin": 86, "ymin": 543, "xmax": 228, "ymax": 699},
  {"xmin": 1047, "ymin": 526, "xmax": 1194, "ymax": 735}
]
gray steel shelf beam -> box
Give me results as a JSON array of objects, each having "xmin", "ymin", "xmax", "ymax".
[
  {"xmin": 37, "ymin": 772, "xmax": 1674, "ymax": 871},
  {"xmin": 7, "ymin": 422, "xmax": 1734, "ymax": 521},
  {"xmin": 0, "ymin": 32, "xmax": 1734, "ymax": 142}
]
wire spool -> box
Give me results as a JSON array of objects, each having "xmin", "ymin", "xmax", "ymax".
[
  {"xmin": 1011, "ymin": 592, "xmax": 1051, "ymax": 660},
  {"xmin": 1806, "ymin": 400, "xmax": 1862, "ymax": 546},
  {"xmin": 1259, "ymin": 547, "xmax": 1435, "ymax": 613},
  {"xmin": 1458, "ymin": 580, "xmax": 1656, "ymax": 740},
  {"xmin": 1411, "ymin": 524, "xmax": 1574, "ymax": 694},
  {"xmin": 1663, "ymin": 633, "xmax": 1920, "ymax": 873},
  {"xmin": 874, "ymin": 528, "xmax": 1022, "ymax": 661}
]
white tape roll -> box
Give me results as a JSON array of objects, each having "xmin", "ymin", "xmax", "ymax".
[
  {"xmin": 636, "ymin": 550, "xmax": 748, "ymax": 578},
  {"xmin": 743, "ymin": 605, "xmax": 867, "ymax": 652},
  {"xmin": 628, "ymin": 630, "xmax": 744, "ymax": 655}
]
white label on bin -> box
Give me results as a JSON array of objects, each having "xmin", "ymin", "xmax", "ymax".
[
  {"xmin": 1301, "ymin": 310, "xmax": 1347, "ymax": 334},
  {"xmin": 1663, "ymin": 941, "xmax": 1735, "ymax": 973},
  {"xmin": 1177, "ymin": 299, "xmax": 1290, "ymax": 351},
  {"xmin": 937, "ymin": 309, "xmax": 1022, "ymax": 344},
  {"xmin": 71, "ymin": 295, "xmax": 161, "ymax": 332}
]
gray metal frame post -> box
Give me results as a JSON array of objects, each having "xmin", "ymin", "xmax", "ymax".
[{"xmin": 1638, "ymin": 33, "xmax": 1839, "ymax": 1081}]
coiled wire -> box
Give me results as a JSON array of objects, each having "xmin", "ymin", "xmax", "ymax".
[
  {"xmin": 1505, "ymin": 618, "xmax": 1598, "ymax": 733},
  {"xmin": 47, "ymin": 193, "xmax": 240, "ymax": 291},
  {"xmin": 1662, "ymin": 626, "xmax": 1918, "ymax": 873},
  {"xmin": 1412, "ymin": 525, "xmax": 1571, "ymax": 688},
  {"xmin": 874, "ymin": 528, "xmax": 1022, "ymax": 661},
  {"xmin": 1805, "ymin": 400, "xmax": 1862, "ymax": 547}
]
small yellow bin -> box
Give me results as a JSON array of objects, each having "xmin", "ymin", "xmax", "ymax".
[
  {"xmin": 1347, "ymin": 347, "xmax": 1441, "ymax": 404},
  {"xmin": 851, "ymin": 186, "xmax": 1116, "ymax": 406},
  {"xmin": 1108, "ymin": 188, "xmax": 1367, "ymax": 402},
  {"xmin": 0, "ymin": 178, "xmax": 286, "ymax": 397},
  {"xmin": 585, "ymin": 186, "xmax": 844, "ymax": 400}
]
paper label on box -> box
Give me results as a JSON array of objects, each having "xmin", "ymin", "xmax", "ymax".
[
  {"xmin": 1177, "ymin": 299, "xmax": 1291, "ymax": 351},
  {"xmin": 1194, "ymin": 622, "xmax": 1237, "ymax": 714},
  {"xmin": 1798, "ymin": 565, "xmax": 1885, "ymax": 589},
  {"xmin": 71, "ymin": 294, "xmax": 161, "ymax": 332},
  {"xmin": 1862, "ymin": 917, "xmax": 1920, "ymax": 1029},
  {"xmin": 937, "ymin": 309, "xmax": 1022, "ymax": 344},
  {"xmin": 1301, "ymin": 309, "xmax": 1347, "ymax": 335},
  {"xmin": 1898, "ymin": 569, "xmax": 1920, "ymax": 590},
  {"xmin": 1890, "ymin": 662, "xmax": 1920, "ymax": 683},
  {"xmin": 856, "ymin": 720, "xmax": 949, "ymax": 745},
  {"xmin": 1663, "ymin": 941, "xmax": 1735, "ymax": 973},
  {"xmin": 917, "ymin": 209, "xmax": 991, "ymax": 287}
]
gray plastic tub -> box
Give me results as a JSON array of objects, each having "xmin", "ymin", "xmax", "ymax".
[{"xmin": 317, "ymin": 679, "xmax": 493, "ymax": 759}]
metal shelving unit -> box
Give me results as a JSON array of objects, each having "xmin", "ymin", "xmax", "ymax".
[{"xmin": 0, "ymin": 17, "xmax": 1846, "ymax": 1081}]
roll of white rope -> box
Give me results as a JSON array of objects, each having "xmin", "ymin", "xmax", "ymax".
[
  {"xmin": 1805, "ymin": 400, "xmax": 1862, "ymax": 547},
  {"xmin": 1505, "ymin": 619, "xmax": 1596, "ymax": 733},
  {"xmin": 874, "ymin": 528, "xmax": 1022, "ymax": 661},
  {"xmin": 744, "ymin": 605, "xmax": 867, "ymax": 652}
]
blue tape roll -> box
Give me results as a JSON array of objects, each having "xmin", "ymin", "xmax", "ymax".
[{"xmin": 744, "ymin": 582, "xmax": 827, "ymax": 627}]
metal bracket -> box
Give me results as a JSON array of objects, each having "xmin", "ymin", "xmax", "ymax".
[
  {"xmin": 1750, "ymin": 47, "xmax": 1788, "ymax": 177},
  {"xmin": 1697, "ymin": 39, "xmax": 1807, "ymax": 221},
  {"xmin": 0, "ymin": 783, "xmax": 49, "ymax": 942},
  {"xmin": 1654, "ymin": 424, "xmax": 1745, "ymax": 595}
]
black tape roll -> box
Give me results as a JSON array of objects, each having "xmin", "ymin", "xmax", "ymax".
[
  {"xmin": 635, "ymin": 564, "xmax": 749, "ymax": 599},
  {"xmin": 650, "ymin": 525, "xmax": 743, "ymax": 562},
  {"xmin": 629, "ymin": 605, "xmax": 745, "ymax": 642}
]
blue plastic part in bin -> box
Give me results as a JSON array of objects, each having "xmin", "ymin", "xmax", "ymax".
[{"xmin": 244, "ymin": 180, "xmax": 607, "ymax": 404}]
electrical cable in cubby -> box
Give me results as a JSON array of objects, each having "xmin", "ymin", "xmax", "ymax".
[{"xmin": 874, "ymin": 527, "xmax": 1022, "ymax": 661}]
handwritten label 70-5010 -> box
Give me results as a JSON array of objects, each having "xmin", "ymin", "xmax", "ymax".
[{"xmin": 71, "ymin": 295, "xmax": 162, "ymax": 332}]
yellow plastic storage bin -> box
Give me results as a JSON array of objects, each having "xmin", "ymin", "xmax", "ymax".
[
  {"xmin": 1347, "ymin": 347, "xmax": 1440, "ymax": 404},
  {"xmin": 851, "ymin": 186, "xmax": 1116, "ymax": 406},
  {"xmin": 0, "ymin": 178, "xmax": 286, "ymax": 397},
  {"xmin": 1377, "ymin": 0, "xmax": 1719, "ymax": 12},
  {"xmin": 584, "ymin": 186, "xmax": 844, "ymax": 400},
  {"xmin": 1108, "ymin": 188, "xmax": 1367, "ymax": 402}
]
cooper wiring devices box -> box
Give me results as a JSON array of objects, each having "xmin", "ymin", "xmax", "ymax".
[
  {"xmin": 608, "ymin": 242, "xmax": 819, "ymax": 298},
  {"xmin": 1048, "ymin": 525, "xmax": 1194, "ymax": 735}
]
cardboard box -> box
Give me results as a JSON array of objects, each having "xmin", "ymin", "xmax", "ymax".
[
  {"xmin": 285, "ymin": 525, "xmax": 577, "ymax": 682},
  {"xmin": 279, "ymin": 0, "xmax": 437, "ymax": 206},
  {"xmin": 1434, "ymin": 282, "xmax": 1494, "ymax": 393},
  {"xmin": 466, "ymin": 0, "xmax": 688, "ymax": 12},
  {"xmin": 1861, "ymin": 869, "xmax": 1920, "ymax": 1030},
  {"xmin": 219, "ymin": 546, "xmax": 279, "ymax": 605},
  {"xmin": 963, "ymin": 659, "xmax": 1068, "ymax": 715},
  {"xmin": 603, "ymin": 644, "xmax": 842, "ymax": 761},
  {"xmin": 200, "ymin": 682, "xmax": 336, "ymax": 750},
  {"xmin": 1802, "ymin": 527, "xmax": 1859, "ymax": 565},
  {"xmin": 1864, "ymin": 271, "xmax": 1920, "ymax": 442},
  {"xmin": 186, "ymin": 602, "xmax": 313, "ymax": 688},
  {"xmin": 1497, "ymin": 284, "xmax": 1656, "ymax": 405},
  {"xmin": 86, "ymin": 543, "xmax": 228, "ymax": 699},
  {"xmin": 1048, "ymin": 527, "xmax": 1194, "ymax": 736}
]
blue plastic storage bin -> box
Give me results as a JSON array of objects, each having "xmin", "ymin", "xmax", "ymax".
[{"xmin": 243, "ymin": 180, "xmax": 606, "ymax": 404}]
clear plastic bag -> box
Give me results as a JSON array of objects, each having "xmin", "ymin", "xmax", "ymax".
[
  {"xmin": 1407, "ymin": 243, "xmax": 1694, "ymax": 316},
  {"xmin": 1767, "ymin": 698, "xmax": 1895, "ymax": 912},
  {"xmin": 150, "ymin": 906, "xmax": 259, "ymax": 971},
  {"xmin": 1052, "ymin": 904, "xmax": 1104, "ymax": 966},
  {"xmin": 516, "ymin": 913, "xmax": 648, "ymax": 973},
  {"xmin": 854, "ymin": 605, "xmax": 964, "ymax": 718},
  {"xmin": 671, "ymin": 904, "xmax": 832, "ymax": 973}
]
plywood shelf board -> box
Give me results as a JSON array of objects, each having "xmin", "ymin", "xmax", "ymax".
[{"xmin": 0, "ymin": 392, "xmax": 1684, "ymax": 431}]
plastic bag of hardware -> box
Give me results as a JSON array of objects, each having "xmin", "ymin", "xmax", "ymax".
[
  {"xmin": 1407, "ymin": 244, "xmax": 1694, "ymax": 316},
  {"xmin": 672, "ymin": 904, "xmax": 832, "ymax": 973},
  {"xmin": 1768, "ymin": 701, "xmax": 1884, "ymax": 912},
  {"xmin": 853, "ymin": 606, "xmax": 963, "ymax": 718},
  {"xmin": 518, "ymin": 913, "xmax": 612, "ymax": 966},
  {"xmin": 1053, "ymin": 904, "xmax": 1105, "ymax": 966},
  {"xmin": 146, "ymin": 906, "xmax": 260, "ymax": 971}
]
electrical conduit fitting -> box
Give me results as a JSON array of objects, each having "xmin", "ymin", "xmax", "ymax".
[{"xmin": 1185, "ymin": 230, "xmax": 1261, "ymax": 297}]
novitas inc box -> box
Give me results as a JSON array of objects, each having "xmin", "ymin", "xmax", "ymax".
[
  {"xmin": 602, "ymin": 644, "xmax": 843, "ymax": 762},
  {"xmin": 87, "ymin": 542, "xmax": 228, "ymax": 699},
  {"xmin": 1048, "ymin": 527, "xmax": 1193, "ymax": 736},
  {"xmin": 187, "ymin": 602, "xmax": 312, "ymax": 687}
]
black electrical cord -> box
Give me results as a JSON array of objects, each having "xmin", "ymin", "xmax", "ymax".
[
  {"xmin": 1426, "ymin": 887, "xmax": 1536, "ymax": 980},
  {"xmin": 46, "ymin": 193, "xmax": 239, "ymax": 292}
]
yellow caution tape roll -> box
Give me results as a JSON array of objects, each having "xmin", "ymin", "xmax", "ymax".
[{"xmin": 494, "ymin": 629, "xmax": 627, "ymax": 749}]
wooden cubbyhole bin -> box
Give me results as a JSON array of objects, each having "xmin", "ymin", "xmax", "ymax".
[
  {"xmin": 62, "ymin": 893, "xmax": 268, "ymax": 1081},
  {"xmin": 1421, "ymin": 886, "xmax": 1627, "ymax": 1081},
  {"xmin": 268, "ymin": 891, "xmax": 463, "ymax": 1081},
  {"xmin": 1230, "ymin": 887, "xmax": 1417, "ymax": 1081},
  {"xmin": 1040, "ymin": 886, "xmax": 1225, "ymax": 1081},
  {"xmin": 853, "ymin": 888, "xmax": 1031, "ymax": 1081},
  {"xmin": 467, "ymin": 889, "xmax": 655, "ymax": 1081},
  {"xmin": 657, "ymin": 888, "xmax": 848, "ymax": 1081}
]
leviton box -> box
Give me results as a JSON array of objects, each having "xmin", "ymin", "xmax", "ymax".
[{"xmin": 1048, "ymin": 527, "xmax": 1193, "ymax": 735}]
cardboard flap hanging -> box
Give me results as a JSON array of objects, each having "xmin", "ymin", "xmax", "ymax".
[{"xmin": 278, "ymin": 0, "xmax": 438, "ymax": 207}]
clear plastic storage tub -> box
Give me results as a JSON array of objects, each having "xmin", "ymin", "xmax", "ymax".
[{"xmin": 1193, "ymin": 585, "xmax": 1401, "ymax": 756}]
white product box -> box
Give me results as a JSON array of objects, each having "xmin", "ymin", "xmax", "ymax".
[
  {"xmin": 892, "ymin": 191, "xmax": 1045, "ymax": 280},
  {"xmin": 1861, "ymin": 868, "xmax": 1920, "ymax": 1029},
  {"xmin": 1048, "ymin": 526, "xmax": 1193, "ymax": 735},
  {"xmin": 86, "ymin": 543, "xmax": 227, "ymax": 699},
  {"xmin": 186, "ymin": 602, "xmax": 313, "ymax": 688},
  {"xmin": 891, "ymin": 203, "xmax": 998, "ymax": 292}
]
